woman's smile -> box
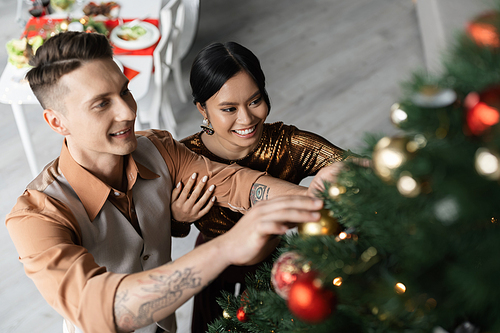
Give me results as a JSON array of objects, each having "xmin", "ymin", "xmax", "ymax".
[{"xmin": 233, "ymin": 124, "xmax": 257, "ymax": 137}]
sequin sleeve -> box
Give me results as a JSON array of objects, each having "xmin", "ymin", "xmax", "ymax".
[
  {"xmin": 287, "ymin": 125, "xmax": 346, "ymax": 179},
  {"xmin": 177, "ymin": 123, "xmax": 347, "ymax": 238}
]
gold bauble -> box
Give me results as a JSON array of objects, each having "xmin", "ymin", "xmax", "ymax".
[
  {"xmin": 298, "ymin": 209, "xmax": 341, "ymax": 236},
  {"xmin": 397, "ymin": 172, "xmax": 421, "ymax": 198},
  {"xmin": 223, "ymin": 309, "xmax": 231, "ymax": 319},
  {"xmin": 390, "ymin": 103, "xmax": 408, "ymax": 127},
  {"xmin": 475, "ymin": 147, "xmax": 500, "ymax": 180},
  {"xmin": 372, "ymin": 136, "xmax": 413, "ymax": 182},
  {"xmin": 328, "ymin": 184, "xmax": 346, "ymax": 198}
]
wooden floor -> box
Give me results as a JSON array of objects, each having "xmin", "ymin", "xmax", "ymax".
[{"xmin": 0, "ymin": 0, "xmax": 423, "ymax": 332}]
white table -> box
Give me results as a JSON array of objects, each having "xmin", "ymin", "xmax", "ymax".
[
  {"xmin": 0, "ymin": 64, "xmax": 39, "ymax": 177},
  {"xmin": 1, "ymin": 0, "xmax": 162, "ymax": 178}
]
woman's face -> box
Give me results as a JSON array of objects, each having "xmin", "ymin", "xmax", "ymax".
[{"xmin": 198, "ymin": 71, "xmax": 268, "ymax": 160}]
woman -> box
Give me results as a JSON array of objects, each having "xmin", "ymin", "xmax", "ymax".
[{"xmin": 170, "ymin": 42, "xmax": 349, "ymax": 333}]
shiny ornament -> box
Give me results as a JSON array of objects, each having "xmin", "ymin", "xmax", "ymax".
[
  {"xmin": 394, "ymin": 282, "xmax": 407, "ymax": 294},
  {"xmin": 271, "ymin": 252, "xmax": 304, "ymax": 299},
  {"xmin": 372, "ymin": 136, "xmax": 414, "ymax": 182},
  {"xmin": 332, "ymin": 277, "xmax": 343, "ymax": 287},
  {"xmin": 466, "ymin": 11, "xmax": 500, "ymax": 48},
  {"xmin": 434, "ymin": 196, "xmax": 460, "ymax": 225},
  {"xmin": 328, "ymin": 184, "xmax": 346, "ymax": 198},
  {"xmin": 287, "ymin": 272, "xmax": 337, "ymax": 323},
  {"xmin": 390, "ymin": 103, "xmax": 408, "ymax": 126},
  {"xmin": 464, "ymin": 87, "xmax": 500, "ymax": 136},
  {"xmin": 298, "ymin": 209, "xmax": 341, "ymax": 236},
  {"xmin": 397, "ymin": 172, "xmax": 421, "ymax": 198},
  {"xmin": 411, "ymin": 85, "xmax": 457, "ymax": 108},
  {"xmin": 222, "ymin": 309, "xmax": 231, "ymax": 319},
  {"xmin": 475, "ymin": 147, "xmax": 500, "ymax": 180},
  {"xmin": 236, "ymin": 306, "xmax": 248, "ymax": 322}
]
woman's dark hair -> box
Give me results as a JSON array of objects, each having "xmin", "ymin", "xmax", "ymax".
[{"xmin": 190, "ymin": 41, "xmax": 271, "ymax": 113}]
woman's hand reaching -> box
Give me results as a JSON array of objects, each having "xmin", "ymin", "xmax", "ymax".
[
  {"xmin": 307, "ymin": 158, "xmax": 371, "ymax": 197},
  {"xmin": 171, "ymin": 173, "xmax": 216, "ymax": 222}
]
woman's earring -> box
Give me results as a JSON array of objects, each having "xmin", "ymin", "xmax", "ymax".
[{"xmin": 201, "ymin": 118, "xmax": 214, "ymax": 135}]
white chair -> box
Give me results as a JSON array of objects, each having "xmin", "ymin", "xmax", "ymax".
[
  {"xmin": 167, "ymin": 0, "xmax": 188, "ymax": 104},
  {"xmin": 146, "ymin": 0, "xmax": 187, "ymax": 137}
]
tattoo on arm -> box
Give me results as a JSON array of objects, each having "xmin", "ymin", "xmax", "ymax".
[
  {"xmin": 114, "ymin": 268, "xmax": 201, "ymax": 331},
  {"xmin": 250, "ymin": 183, "xmax": 270, "ymax": 206}
]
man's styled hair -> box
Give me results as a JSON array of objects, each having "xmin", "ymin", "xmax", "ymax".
[{"xmin": 26, "ymin": 31, "xmax": 113, "ymax": 110}]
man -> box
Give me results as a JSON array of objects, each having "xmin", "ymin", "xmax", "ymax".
[{"xmin": 6, "ymin": 32, "xmax": 337, "ymax": 333}]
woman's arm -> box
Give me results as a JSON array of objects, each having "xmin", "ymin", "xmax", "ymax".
[{"xmin": 288, "ymin": 125, "xmax": 347, "ymax": 177}]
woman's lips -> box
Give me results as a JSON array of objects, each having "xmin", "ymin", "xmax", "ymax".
[{"xmin": 233, "ymin": 125, "xmax": 256, "ymax": 136}]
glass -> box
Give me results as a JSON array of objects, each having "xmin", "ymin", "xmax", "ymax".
[{"xmin": 28, "ymin": 0, "xmax": 46, "ymax": 18}]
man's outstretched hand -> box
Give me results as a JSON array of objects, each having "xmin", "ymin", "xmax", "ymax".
[
  {"xmin": 218, "ymin": 196, "xmax": 323, "ymax": 266},
  {"xmin": 307, "ymin": 158, "xmax": 371, "ymax": 197}
]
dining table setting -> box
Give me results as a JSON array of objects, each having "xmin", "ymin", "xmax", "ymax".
[{"xmin": 0, "ymin": 0, "xmax": 167, "ymax": 177}]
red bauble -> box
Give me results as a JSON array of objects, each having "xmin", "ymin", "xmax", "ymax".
[
  {"xmin": 271, "ymin": 251, "xmax": 304, "ymax": 300},
  {"xmin": 287, "ymin": 272, "xmax": 337, "ymax": 323},
  {"xmin": 466, "ymin": 11, "xmax": 500, "ymax": 48},
  {"xmin": 464, "ymin": 86, "xmax": 500, "ymax": 136},
  {"xmin": 236, "ymin": 306, "xmax": 248, "ymax": 323}
]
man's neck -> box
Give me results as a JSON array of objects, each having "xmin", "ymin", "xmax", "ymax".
[{"xmin": 66, "ymin": 143, "xmax": 125, "ymax": 190}]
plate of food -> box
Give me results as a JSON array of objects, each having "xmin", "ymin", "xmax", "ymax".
[{"xmin": 110, "ymin": 21, "xmax": 160, "ymax": 50}]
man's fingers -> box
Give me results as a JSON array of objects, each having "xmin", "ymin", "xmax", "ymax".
[
  {"xmin": 351, "ymin": 157, "xmax": 372, "ymax": 168},
  {"xmin": 258, "ymin": 207, "xmax": 321, "ymax": 226},
  {"xmin": 252, "ymin": 195, "xmax": 323, "ymax": 215}
]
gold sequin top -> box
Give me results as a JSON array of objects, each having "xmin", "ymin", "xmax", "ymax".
[{"xmin": 174, "ymin": 122, "xmax": 346, "ymax": 238}]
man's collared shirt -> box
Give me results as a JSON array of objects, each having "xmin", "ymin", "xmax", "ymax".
[{"xmin": 6, "ymin": 130, "xmax": 265, "ymax": 333}]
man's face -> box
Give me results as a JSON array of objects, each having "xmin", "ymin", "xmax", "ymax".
[{"xmin": 56, "ymin": 58, "xmax": 138, "ymax": 165}]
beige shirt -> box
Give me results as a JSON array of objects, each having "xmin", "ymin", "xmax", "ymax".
[{"xmin": 6, "ymin": 130, "xmax": 265, "ymax": 332}]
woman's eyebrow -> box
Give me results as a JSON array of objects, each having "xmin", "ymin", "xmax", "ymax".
[{"xmin": 217, "ymin": 91, "xmax": 260, "ymax": 106}]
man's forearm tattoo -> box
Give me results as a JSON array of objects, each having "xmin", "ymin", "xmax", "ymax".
[
  {"xmin": 114, "ymin": 268, "xmax": 201, "ymax": 331},
  {"xmin": 250, "ymin": 183, "xmax": 270, "ymax": 205}
]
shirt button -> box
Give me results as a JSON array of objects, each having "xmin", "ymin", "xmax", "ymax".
[
  {"xmin": 143, "ymin": 254, "xmax": 150, "ymax": 261},
  {"xmin": 114, "ymin": 191, "xmax": 120, "ymax": 197}
]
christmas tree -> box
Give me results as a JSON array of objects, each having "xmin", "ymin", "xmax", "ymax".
[{"xmin": 206, "ymin": 3, "xmax": 500, "ymax": 333}]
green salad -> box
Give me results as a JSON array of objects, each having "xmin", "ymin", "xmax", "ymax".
[
  {"xmin": 117, "ymin": 25, "xmax": 148, "ymax": 41},
  {"xmin": 6, "ymin": 35, "xmax": 44, "ymax": 68},
  {"xmin": 50, "ymin": 0, "xmax": 75, "ymax": 11}
]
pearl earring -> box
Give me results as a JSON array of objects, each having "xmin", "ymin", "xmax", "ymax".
[{"xmin": 201, "ymin": 118, "xmax": 214, "ymax": 135}]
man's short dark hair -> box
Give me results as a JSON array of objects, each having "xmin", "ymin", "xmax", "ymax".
[{"xmin": 26, "ymin": 31, "xmax": 113, "ymax": 110}]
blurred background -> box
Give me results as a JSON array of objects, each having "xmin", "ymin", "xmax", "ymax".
[{"xmin": 0, "ymin": 0, "xmax": 486, "ymax": 332}]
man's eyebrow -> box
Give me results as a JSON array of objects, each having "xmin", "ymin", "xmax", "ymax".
[
  {"xmin": 122, "ymin": 79, "xmax": 130, "ymax": 91},
  {"xmin": 84, "ymin": 79, "xmax": 130, "ymax": 107},
  {"xmin": 217, "ymin": 91, "xmax": 261, "ymax": 107}
]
